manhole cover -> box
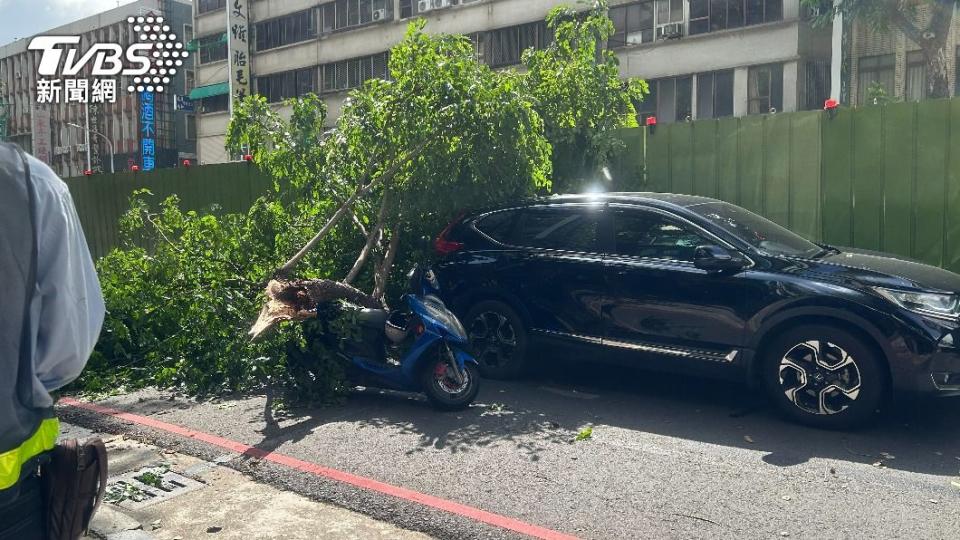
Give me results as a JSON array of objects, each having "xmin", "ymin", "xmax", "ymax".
[{"xmin": 105, "ymin": 466, "xmax": 204, "ymax": 509}]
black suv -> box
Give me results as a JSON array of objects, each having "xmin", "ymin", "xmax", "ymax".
[{"xmin": 433, "ymin": 193, "xmax": 960, "ymax": 428}]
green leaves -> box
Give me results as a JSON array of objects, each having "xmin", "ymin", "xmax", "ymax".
[{"xmin": 523, "ymin": 0, "xmax": 648, "ymax": 193}]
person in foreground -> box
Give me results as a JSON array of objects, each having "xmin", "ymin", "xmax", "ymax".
[{"xmin": 0, "ymin": 143, "xmax": 105, "ymax": 539}]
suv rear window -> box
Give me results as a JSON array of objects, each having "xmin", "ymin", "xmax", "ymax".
[
  {"xmin": 474, "ymin": 210, "xmax": 518, "ymax": 243},
  {"xmin": 510, "ymin": 206, "xmax": 600, "ymax": 252}
]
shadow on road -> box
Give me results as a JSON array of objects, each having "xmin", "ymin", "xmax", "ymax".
[{"xmin": 245, "ymin": 350, "xmax": 960, "ymax": 477}]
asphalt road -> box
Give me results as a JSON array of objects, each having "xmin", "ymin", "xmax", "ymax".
[{"xmin": 61, "ymin": 358, "xmax": 960, "ymax": 540}]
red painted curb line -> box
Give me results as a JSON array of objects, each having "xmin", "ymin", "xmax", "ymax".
[{"xmin": 60, "ymin": 397, "xmax": 579, "ymax": 540}]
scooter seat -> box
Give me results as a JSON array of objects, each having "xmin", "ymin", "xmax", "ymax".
[{"xmin": 356, "ymin": 308, "xmax": 389, "ymax": 329}]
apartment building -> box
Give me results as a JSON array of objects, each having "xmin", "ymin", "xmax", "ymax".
[
  {"xmin": 0, "ymin": 0, "xmax": 196, "ymax": 176},
  {"xmin": 192, "ymin": 0, "xmax": 832, "ymax": 164},
  {"xmin": 849, "ymin": 4, "xmax": 959, "ymax": 105}
]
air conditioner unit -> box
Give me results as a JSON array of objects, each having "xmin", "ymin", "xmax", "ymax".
[
  {"xmin": 655, "ymin": 22, "xmax": 683, "ymax": 40},
  {"xmin": 417, "ymin": 0, "xmax": 431, "ymax": 13},
  {"xmin": 372, "ymin": 8, "xmax": 386, "ymax": 21},
  {"xmin": 625, "ymin": 31, "xmax": 647, "ymax": 46},
  {"xmin": 431, "ymin": 0, "xmax": 452, "ymax": 9}
]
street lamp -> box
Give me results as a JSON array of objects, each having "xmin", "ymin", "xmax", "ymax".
[{"xmin": 67, "ymin": 122, "xmax": 115, "ymax": 174}]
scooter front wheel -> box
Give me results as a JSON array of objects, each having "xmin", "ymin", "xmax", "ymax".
[{"xmin": 421, "ymin": 352, "xmax": 480, "ymax": 411}]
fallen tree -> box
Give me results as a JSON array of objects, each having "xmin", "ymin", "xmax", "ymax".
[{"xmin": 235, "ymin": 21, "xmax": 553, "ymax": 338}]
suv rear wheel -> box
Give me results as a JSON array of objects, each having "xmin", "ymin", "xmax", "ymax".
[
  {"xmin": 761, "ymin": 324, "xmax": 886, "ymax": 429},
  {"xmin": 465, "ymin": 300, "xmax": 528, "ymax": 379}
]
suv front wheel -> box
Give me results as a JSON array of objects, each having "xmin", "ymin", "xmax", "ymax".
[
  {"xmin": 465, "ymin": 300, "xmax": 529, "ymax": 379},
  {"xmin": 761, "ymin": 324, "xmax": 886, "ymax": 429}
]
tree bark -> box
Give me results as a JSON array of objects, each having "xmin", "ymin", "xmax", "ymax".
[
  {"xmin": 372, "ymin": 226, "xmax": 401, "ymax": 303},
  {"xmin": 885, "ymin": 0, "xmax": 955, "ymax": 99},
  {"xmin": 344, "ymin": 200, "xmax": 386, "ymax": 285}
]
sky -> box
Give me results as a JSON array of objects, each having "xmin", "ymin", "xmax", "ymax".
[{"xmin": 0, "ymin": 0, "xmax": 141, "ymax": 46}]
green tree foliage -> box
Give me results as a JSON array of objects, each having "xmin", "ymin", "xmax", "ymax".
[
  {"xmin": 88, "ymin": 5, "xmax": 646, "ymax": 400},
  {"xmin": 804, "ymin": 0, "xmax": 957, "ymax": 99},
  {"xmin": 83, "ymin": 189, "xmax": 361, "ymax": 403},
  {"xmin": 523, "ymin": 0, "xmax": 648, "ymax": 193}
]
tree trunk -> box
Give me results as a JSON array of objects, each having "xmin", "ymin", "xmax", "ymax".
[
  {"xmin": 344, "ymin": 216, "xmax": 384, "ymax": 285},
  {"xmin": 249, "ymin": 278, "xmax": 382, "ymax": 339},
  {"xmin": 924, "ymin": 43, "xmax": 951, "ymax": 99},
  {"xmin": 372, "ymin": 226, "xmax": 401, "ymax": 303}
]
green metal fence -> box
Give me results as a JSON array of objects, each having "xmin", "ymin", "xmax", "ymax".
[
  {"xmin": 65, "ymin": 162, "xmax": 272, "ymax": 259},
  {"xmin": 67, "ymin": 98, "xmax": 960, "ymax": 273},
  {"xmin": 612, "ymin": 97, "xmax": 960, "ymax": 273}
]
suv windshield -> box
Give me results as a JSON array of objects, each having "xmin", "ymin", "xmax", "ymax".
[{"xmin": 688, "ymin": 201, "xmax": 822, "ymax": 258}]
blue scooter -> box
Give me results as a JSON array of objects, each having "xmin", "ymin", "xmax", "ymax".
[{"xmin": 316, "ymin": 265, "xmax": 480, "ymax": 410}]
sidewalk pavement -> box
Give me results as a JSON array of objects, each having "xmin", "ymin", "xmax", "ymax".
[{"xmin": 59, "ymin": 423, "xmax": 429, "ymax": 540}]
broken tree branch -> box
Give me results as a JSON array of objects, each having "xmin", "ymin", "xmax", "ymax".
[
  {"xmin": 249, "ymin": 278, "xmax": 382, "ymax": 340},
  {"xmin": 273, "ymin": 139, "xmax": 429, "ymax": 279}
]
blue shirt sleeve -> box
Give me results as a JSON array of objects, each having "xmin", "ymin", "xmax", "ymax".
[{"xmin": 26, "ymin": 155, "xmax": 105, "ymax": 407}]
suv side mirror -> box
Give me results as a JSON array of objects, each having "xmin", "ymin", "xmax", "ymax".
[{"xmin": 694, "ymin": 245, "xmax": 748, "ymax": 273}]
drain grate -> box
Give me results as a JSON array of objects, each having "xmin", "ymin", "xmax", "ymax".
[{"xmin": 104, "ymin": 466, "xmax": 205, "ymax": 509}]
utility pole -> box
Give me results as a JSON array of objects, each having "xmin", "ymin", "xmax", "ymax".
[
  {"xmin": 829, "ymin": 0, "xmax": 843, "ymax": 102},
  {"xmin": 83, "ymin": 101, "xmax": 92, "ymax": 172}
]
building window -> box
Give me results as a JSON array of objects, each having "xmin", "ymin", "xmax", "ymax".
[
  {"xmin": 641, "ymin": 76, "xmax": 693, "ymax": 123},
  {"xmin": 185, "ymin": 114, "xmax": 196, "ymax": 141},
  {"xmin": 322, "ymin": 0, "xmax": 393, "ymax": 33},
  {"xmin": 748, "ymin": 63, "xmax": 783, "ymax": 114},
  {"xmin": 200, "ymin": 94, "xmax": 229, "ymax": 113},
  {"xmin": 183, "ymin": 24, "xmax": 194, "ymax": 44},
  {"xmin": 399, "ymin": 0, "xmax": 481, "ymax": 19},
  {"xmin": 321, "ymin": 52, "xmax": 389, "ymax": 93},
  {"xmin": 856, "ymin": 54, "xmax": 894, "ymax": 105},
  {"xmin": 185, "ymin": 70, "xmax": 195, "ymax": 95},
  {"xmin": 255, "ymin": 9, "xmax": 318, "ymax": 51},
  {"xmin": 198, "ymin": 0, "xmax": 225, "ymax": 14},
  {"xmin": 483, "ymin": 21, "xmax": 552, "ymax": 68},
  {"xmin": 256, "ymin": 67, "xmax": 318, "ymax": 103},
  {"xmin": 689, "ymin": 0, "xmax": 782, "ymax": 35},
  {"xmin": 802, "ymin": 60, "xmax": 830, "ymax": 110},
  {"xmin": 696, "ymin": 70, "xmax": 734, "ymax": 119},
  {"xmin": 198, "ymin": 33, "xmax": 228, "ymax": 64},
  {"xmin": 905, "ymin": 51, "xmax": 926, "ymax": 102},
  {"xmin": 610, "ymin": 1, "xmax": 655, "ymax": 47}
]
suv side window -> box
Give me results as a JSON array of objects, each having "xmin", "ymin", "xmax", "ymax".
[
  {"xmin": 611, "ymin": 207, "xmax": 708, "ymax": 262},
  {"xmin": 510, "ymin": 206, "xmax": 601, "ymax": 253},
  {"xmin": 474, "ymin": 210, "xmax": 518, "ymax": 243}
]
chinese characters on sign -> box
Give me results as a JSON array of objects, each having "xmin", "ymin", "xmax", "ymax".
[
  {"xmin": 30, "ymin": 107, "xmax": 52, "ymax": 165},
  {"xmin": 140, "ymin": 91, "xmax": 156, "ymax": 171},
  {"xmin": 227, "ymin": 0, "xmax": 251, "ymax": 111},
  {"xmin": 36, "ymin": 78, "xmax": 118, "ymax": 104}
]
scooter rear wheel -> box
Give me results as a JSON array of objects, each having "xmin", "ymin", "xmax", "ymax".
[{"xmin": 421, "ymin": 352, "xmax": 480, "ymax": 411}]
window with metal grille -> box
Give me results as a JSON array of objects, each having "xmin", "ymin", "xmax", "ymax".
[
  {"xmin": 905, "ymin": 51, "xmax": 926, "ymax": 102},
  {"xmin": 319, "ymin": 52, "xmax": 390, "ymax": 93},
  {"xmin": 802, "ymin": 60, "xmax": 830, "ymax": 110},
  {"xmin": 689, "ymin": 0, "xmax": 782, "ymax": 35},
  {"xmin": 256, "ymin": 67, "xmax": 318, "ymax": 103},
  {"xmin": 255, "ymin": 9, "xmax": 318, "ymax": 51},
  {"xmin": 198, "ymin": 33, "xmax": 228, "ymax": 64},
  {"xmin": 748, "ymin": 63, "xmax": 784, "ymax": 114},
  {"xmin": 320, "ymin": 0, "xmax": 393, "ymax": 32},
  {"xmin": 485, "ymin": 21, "xmax": 551, "ymax": 68}
]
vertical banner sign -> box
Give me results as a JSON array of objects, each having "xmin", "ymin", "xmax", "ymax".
[
  {"xmin": 227, "ymin": 0, "xmax": 251, "ymax": 116},
  {"xmin": 30, "ymin": 106, "xmax": 52, "ymax": 165},
  {"xmin": 140, "ymin": 91, "xmax": 156, "ymax": 171}
]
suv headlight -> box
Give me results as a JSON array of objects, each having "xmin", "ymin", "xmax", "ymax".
[{"xmin": 874, "ymin": 287, "xmax": 960, "ymax": 321}]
